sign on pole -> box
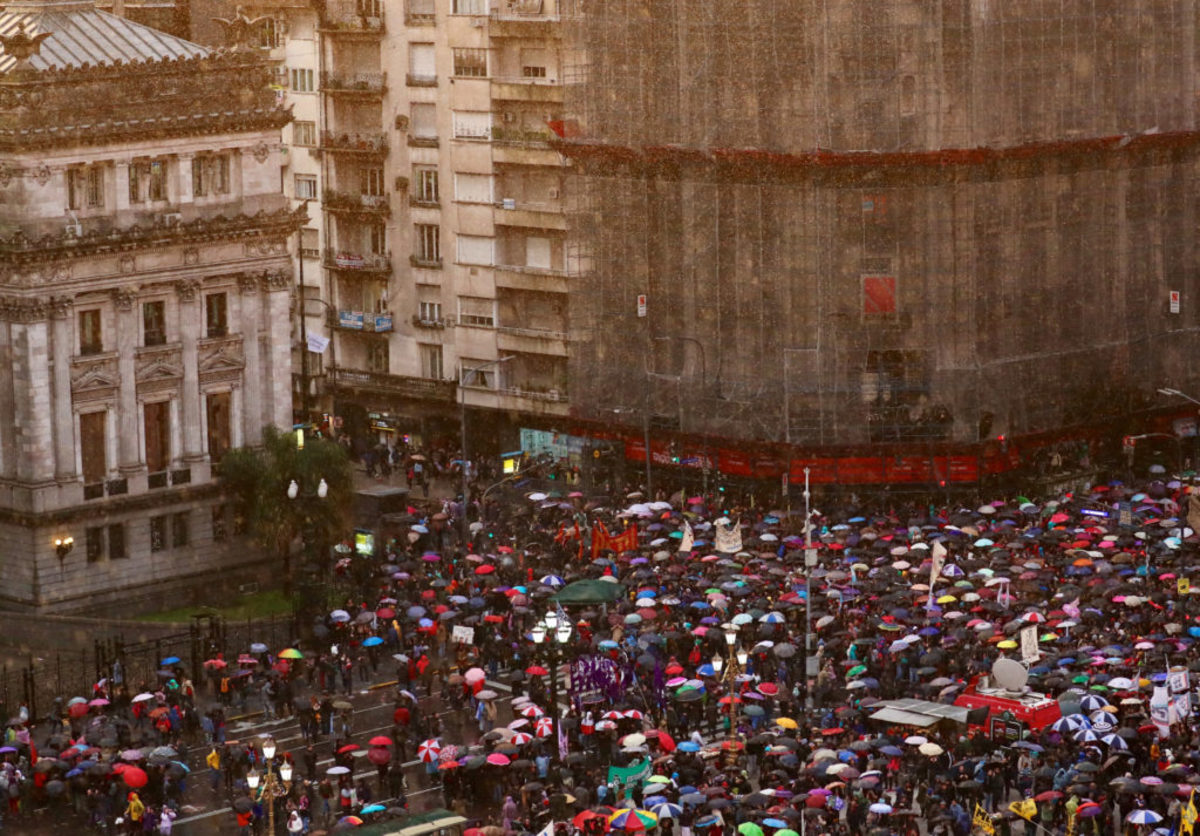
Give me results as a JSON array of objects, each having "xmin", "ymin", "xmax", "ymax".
[
  {"xmin": 1019, "ymin": 624, "xmax": 1039, "ymax": 663},
  {"xmin": 1171, "ymin": 290, "xmax": 1182, "ymax": 314},
  {"xmin": 636, "ymin": 294, "xmax": 648, "ymax": 317},
  {"xmin": 452, "ymin": 625, "xmax": 475, "ymax": 644}
]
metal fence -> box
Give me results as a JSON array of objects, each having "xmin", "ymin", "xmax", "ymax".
[{"xmin": 0, "ymin": 614, "xmax": 296, "ymax": 724}]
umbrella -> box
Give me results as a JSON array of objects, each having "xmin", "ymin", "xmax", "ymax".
[
  {"xmin": 417, "ymin": 740, "xmax": 441, "ymax": 763},
  {"xmin": 1125, "ymin": 810, "xmax": 1162, "ymax": 825},
  {"xmin": 609, "ymin": 809, "xmax": 658, "ymax": 831}
]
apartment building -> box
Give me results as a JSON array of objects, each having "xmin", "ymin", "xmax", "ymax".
[{"xmin": 233, "ymin": 0, "xmax": 572, "ymax": 452}]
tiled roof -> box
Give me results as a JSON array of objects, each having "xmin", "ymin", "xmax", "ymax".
[{"xmin": 0, "ymin": 2, "xmax": 208, "ymax": 74}]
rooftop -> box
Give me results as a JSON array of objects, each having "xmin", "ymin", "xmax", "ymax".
[{"xmin": 0, "ymin": 0, "xmax": 206, "ymax": 74}]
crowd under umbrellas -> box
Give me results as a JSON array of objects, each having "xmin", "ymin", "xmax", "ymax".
[{"xmin": 7, "ymin": 475, "xmax": 1200, "ymax": 836}]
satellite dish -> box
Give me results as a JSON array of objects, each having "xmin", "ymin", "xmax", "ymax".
[{"xmin": 992, "ymin": 658, "xmax": 1029, "ymax": 692}]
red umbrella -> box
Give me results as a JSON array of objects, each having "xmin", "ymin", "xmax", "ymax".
[
  {"xmin": 338, "ymin": 744, "xmax": 360, "ymax": 754},
  {"xmin": 68, "ymin": 703, "xmax": 89, "ymax": 719},
  {"xmin": 525, "ymin": 666, "xmax": 549, "ymax": 676},
  {"xmin": 475, "ymin": 565, "xmax": 496, "ymax": 575},
  {"xmin": 367, "ymin": 748, "xmax": 391, "ymax": 766},
  {"xmin": 121, "ymin": 767, "xmax": 148, "ymax": 788},
  {"xmin": 369, "ymin": 736, "xmax": 392, "ymax": 747},
  {"xmin": 657, "ymin": 732, "xmax": 676, "ymax": 753},
  {"xmin": 376, "ymin": 608, "xmax": 396, "ymax": 620}
]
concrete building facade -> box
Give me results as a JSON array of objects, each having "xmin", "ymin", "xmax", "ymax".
[
  {"xmin": 220, "ymin": 0, "xmax": 574, "ymax": 454},
  {"xmin": 0, "ymin": 0, "xmax": 299, "ymax": 611}
]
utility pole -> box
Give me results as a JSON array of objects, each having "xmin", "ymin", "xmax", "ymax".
[
  {"xmin": 296, "ymin": 199, "xmax": 312, "ymax": 427},
  {"xmin": 803, "ymin": 467, "xmax": 815, "ymax": 713}
]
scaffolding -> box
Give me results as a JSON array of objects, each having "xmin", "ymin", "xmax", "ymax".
[{"xmin": 561, "ymin": 0, "xmax": 1200, "ymax": 451}]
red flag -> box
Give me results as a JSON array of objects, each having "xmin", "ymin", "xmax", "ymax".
[
  {"xmin": 608, "ymin": 524, "xmax": 638, "ymax": 554},
  {"xmin": 591, "ymin": 522, "xmax": 610, "ymax": 560}
]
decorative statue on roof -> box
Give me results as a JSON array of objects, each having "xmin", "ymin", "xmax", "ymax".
[
  {"xmin": 0, "ymin": 19, "xmax": 52, "ymax": 68},
  {"xmin": 211, "ymin": 6, "xmax": 269, "ymax": 53}
]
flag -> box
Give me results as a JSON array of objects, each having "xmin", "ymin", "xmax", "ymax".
[
  {"xmin": 678, "ymin": 520, "xmax": 694, "ymax": 553},
  {"xmin": 1008, "ymin": 799, "xmax": 1037, "ymax": 820},
  {"xmin": 972, "ymin": 804, "xmax": 994, "ymax": 835},
  {"xmin": 714, "ymin": 519, "xmax": 742, "ymax": 553},
  {"xmin": 557, "ymin": 708, "xmax": 569, "ymax": 761},
  {"xmin": 1019, "ymin": 624, "xmax": 1040, "ymax": 663},
  {"xmin": 306, "ymin": 332, "xmax": 330, "ymax": 354},
  {"xmin": 927, "ymin": 541, "xmax": 946, "ymax": 611},
  {"xmin": 1151, "ymin": 683, "xmax": 1172, "ymax": 738},
  {"xmin": 1182, "ymin": 788, "xmax": 1198, "ymax": 836},
  {"xmin": 591, "ymin": 523, "xmax": 637, "ymax": 558},
  {"xmin": 607, "ymin": 758, "xmax": 651, "ymax": 787}
]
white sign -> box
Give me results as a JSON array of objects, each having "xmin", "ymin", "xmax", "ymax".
[
  {"xmin": 452, "ymin": 625, "xmax": 475, "ymax": 645},
  {"xmin": 636, "ymin": 294, "xmax": 647, "ymax": 317},
  {"xmin": 1019, "ymin": 625, "xmax": 1039, "ymax": 663},
  {"xmin": 1171, "ymin": 290, "xmax": 1181, "ymax": 314}
]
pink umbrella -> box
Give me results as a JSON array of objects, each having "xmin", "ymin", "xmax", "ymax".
[
  {"xmin": 464, "ymin": 668, "xmax": 487, "ymax": 685},
  {"xmin": 486, "ymin": 753, "xmax": 510, "ymax": 766},
  {"xmin": 510, "ymin": 732, "xmax": 534, "ymax": 746}
]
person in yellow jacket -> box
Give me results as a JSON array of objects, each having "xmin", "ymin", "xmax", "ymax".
[
  {"xmin": 124, "ymin": 791, "xmax": 145, "ymax": 834},
  {"xmin": 206, "ymin": 747, "xmax": 221, "ymax": 792}
]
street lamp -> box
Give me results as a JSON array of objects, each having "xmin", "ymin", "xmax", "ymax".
[
  {"xmin": 721, "ymin": 628, "xmax": 743, "ymax": 741},
  {"xmin": 1158, "ymin": 387, "xmax": 1200, "ymax": 407},
  {"xmin": 288, "ymin": 477, "xmax": 329, "ymax": 639},
  {"xmin": 530, "ymin": 610, "xmax": 572, "ymax": 768},
  {"xmin": 247, "ymin": 735, "xmax": 292, "ymax": 836},
  {"xmin": 802, "ymin": 467, "xmax": 816, "ymax": 713},
  {"xmin": 460, "ymin": 357, "xmax": 515, "ymax": 546}
]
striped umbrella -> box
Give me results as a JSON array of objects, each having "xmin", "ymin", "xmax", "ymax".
[
  {"xmin": 609, "ymin": 809, "xmax": 658, "ymax": 831},
  {"xmin": 647, "ymin": 801, "xmax": 682, "ymax": 819},
  {"xmin": 417, "ymin": 739, "xmax": 441, "ymax": 763},
  {"xmin": 535, "ymin": 717, "xmax": 555, "ymax": 738}
]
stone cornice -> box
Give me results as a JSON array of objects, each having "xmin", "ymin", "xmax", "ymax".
[
  {"xmin": 0, "ymin": 107, "xmax": 292, "ymax": 152},
  {"xmin": 0, "ymin": 206, "xmax": 306, "ymax": 266}
]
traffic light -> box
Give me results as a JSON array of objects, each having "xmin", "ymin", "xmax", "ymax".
[{"xmin": 669, "ymin": 441, "xmax": 680, "ymax": 464}]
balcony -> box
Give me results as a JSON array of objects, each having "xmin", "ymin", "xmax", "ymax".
[
  {"xmin": 497, "ymin": 325, "xmax": 568, "ymax": 356},
  {"xmin": 406, "ymin": 73, "xmax": 438, "ymax": 88},
  {"xmin": 492, "ymin": 143, "xmax": 561, "ymax": 166},
  {"xmin": 336, "ymin": 310, "xmax": 394, "ymax": 332},
  {"xmin": 411, "ymin": 314, "xmax": 452, "ymax": 329},
  {"xmin": 488, "ymin": 9, "xmax": 562, "ymax": 39},
  {"xmin": 493, "ymin": 201, "xmax": 566, "ymax": 231},
  {"xmin": 495, "ymin": 264, "xmax": 569, "ymax": 293},
  {"xmin": 318, "ymin": 15, "xmax": 386, "ymax": 37},
  {"xmin": 407, "ymin": 135, "xmax": 439, "ymax": 149},
  {"xmin": 491, "ymin": 78, "xmax": 563, "ymax": 104},
  {"xmin": 323, "ymin": 190, "xmax": 391, "ymax": 217},
  {"xmin": 323, "ymin": 251, "xmax": 392, "ymax": 273},
  {"xmin": 319, "ymin": 131, "xmax": 389, "ymax": 157},
  {"xmin": 321, "ymin": 71, "xmax": 387, "ymax": 96},
  {"xmin": 330, "ymin": 367, "xmax": 457, "ymax": 402},
  {"xmin": 409, "ymin": 255, "xmax": 443, "ymax": 270},
  {"xmin": 405, "ymin": 12, "xmax": 435, "ymax": 26}
]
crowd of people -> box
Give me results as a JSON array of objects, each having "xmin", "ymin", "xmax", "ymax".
[{"xmin": 4, "ymin": 459, "xmax": 1200, "ymax": 836}]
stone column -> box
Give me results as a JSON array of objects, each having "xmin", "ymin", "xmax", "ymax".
[
  {"xmin": 238, "ymin": 274, "xmax": 263, "ymax": 446},
  {"xmin": 263, "ymin": 269, "xmax": 294, "ymax": 431},
  {"xmin": 114, "ymin": 160, "xmax": 131, "ymax": 213},
  {"xmin": 49, "ymin": 296, "xmax": 76, "ymax": 481},
  {"xmin": 10, "ymin": 299, "xmax": 55, "ymax": 483},
  {"xmin": 176, "ymin": 152, "xmax": 195, "ymax": 206},
  {"xmin": 112, "ymin": 287, "xmax": 141, "ymax": 473},
  {"xmin": 0, "ymin": 318, "xmax": 15, "ymax": 480},
  {"xmin": 176, "ymin": 279, "xmax": 204, "ymax": 461}
]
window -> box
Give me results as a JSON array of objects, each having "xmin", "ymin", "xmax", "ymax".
[
  {"xmin": 294, "ymin": 174, "xmax": 318, "ymax": 200},
  {"xmin": 415, "ymin": 224, "xmax": 440, "ymax": 263},
  {"xmin": 358, "ymin": 0, "xmax": 382, "ymax": 15},
  {"xmin": 259, "ymin": 16, "xmax": 286, "ymax": 48},
  {"xmin": 291, "ymin": 68, "xmax": 314, "ymax": 92},
  {"xmin": 79, "ymin": 309, "xmax": 102, "ymax": 355},
  {"xmin": 143, "ymin": 300, "xmax": 166, "ymax": 346},
  {"xmin": 420, "ymin": 343, "xmax": 444, "ymax": 379},
  {"xmin": 409, "ymin": 43, "xmax": 436, "ymax": 82},
  {"xmin": 206, "ymin": 391, "xmax": 231, "ymax": 463},
  {"xmin": 419, "ymin": 300, "xmax": 442, "ymax": 322},
  {"xmin": 411, "ymin": 103, "xmax": 437, "ymax": 138},
  {"xmin": 144, "ymin": 400, "xmax": 170, "ymax": 474},
  {"xmin": 457, "ymin": 235, "xmax": 494, "ymax": 266},
  {"xmin": 147, "ymin": 159, "xmax": 166, "ymax": 202},
  {"xmin": 408, "ymin": 0, "xmax": 435, "ymax": 18},
  {"xmin": 368, "ymin": 340, "xmax": 389, "ymax": 373},
  {"xmin": 128, "ymin": 159, "xmax": 166, "ymax": 204},
  {"xmin": 108, "ymin": 524, "xmax": 127, "ymax": 559},
  {"xmin": 293, "ymin": 121, "xmax": 317, "ymax": 147},
  {"xmin": 192, "ymin": 154, "xmax": 231, "ymax": 198},
  {"xmin": 150, "ymin": 516, "xmax": 166, "ymax": 553},
  {"xmin": 172, "ymin": 512, "xmax": 190, "ymax": 548},
  {"xmin": 453, "ymin": 111, "xmax": 492, "ymax": 139},
  {"xmin": 368, "ymin": 223, "xmax": 386, "ymax": 255},
  {"xmin": 211, "ymin": 505, "xmax": 228, "ymax": 542},
  {"xmin": 452, "ymin": 0, "xmax": 484, "ymax": 13},
  {"xmin": 522, "ymin": 65, "xmax": 547, "ymax": 78},
  {"xmin": 80, "ymin": 411, "xmax": 107, "ymax": 485},
  {"xmin": 453, "ymin": 48, "xmax": 487, "ymax": 78},
  {"xmin": 206, "ymin": 293, "xmax": 228, "ymax": 338},
  {"xmin": 300, "ymin": 227, "xmax": 319, "ymax": 259},
  {"xmin": 862, "ymin": 275, "xmax": 898, "ymax": 315},
  {"xmin": 414, "ymin": 166, "xmax": 439, "ymax": 202},
  {"xmin": 128, "ymin": 162, "xmax": 143, "ymax": 204},
  {"xmin": 461, "ymin": 357, "xmax": 499, "ymax": 388},
  {"xmin": 67, "ymin": 165, "xmax": 105, "ymax": 210},
  {"xmin": 458, "ymin": 296, "xmax": 495, "ymax": 327},
  {"xmin": 361, "ymin": 167, "xmax": 385, "ymax": 197},
  {"xmin": 455, "ymin": 173, "xmax": 492, "ymax": 203},
  {"xmin": 525, "ymin": 235, "xmax": 552, "ymax": 269},
  {"xmin": 86, "ymin": 527, "xmax": 104, "ymax": 562}
]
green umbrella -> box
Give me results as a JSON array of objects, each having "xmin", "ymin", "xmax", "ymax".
[
  {"xmin": 1072, "ymin": 675, "xmax": 1089, "ymax": 684},
  {"xmin": 847, "ymin": 665, "xmax": 867, "ymax": 678},
  {"xmin": 776, "ymin": 831, "xmax": 799, "ymax": 836},
  {"xmin": 738, "ymin": 824, "xmax": 764, "ymax": 836}
]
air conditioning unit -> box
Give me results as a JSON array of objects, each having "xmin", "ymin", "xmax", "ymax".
[
  {"xmin": 503, "ymin": 111, "xmax": 516, "ymax": 123},
  {"xmin": 395, "ymin": 176, "xmax": 409, "ymax": 191},
  {"xmin": 159, "ymin": 212, "xmax": 182, "ymax": 226},
  {"xmin": 547, "ymin": 187, "xmax": 559, "ymax": 199},
  {"xmin": 395, "ymin": 114, "xmax": 409, "ymax": 131},
  {"xmin": 471, "ymin": 18, "xmax": 484, "ymax": 27}
]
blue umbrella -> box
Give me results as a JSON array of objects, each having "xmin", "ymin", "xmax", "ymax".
[
  {"xmin": 362, "ymin": 637, "xmax": 383, "ymax": 647},
  {"xmin": 677, "ymin": 742, "xmax": 701, "ymax": 753},
  {"xmin": 406, "ymin": 606, "xmax": 426, "ymax": 619},
  {"xmin": 649, "ymin": 802, "xmax": 682, "ymax": 819},
  {"xmin": 419, "ymin": 618, "xmax": 434, "ymax": 629},
  {"xmin": 361, "ymin": 804, "xmax": 387, "ymax": 814},
  {"xmin": 762, "ymin": 819, "xmax": 788, "ymax": 829},
  {"xmin": 878, "ymin": 745, "xmax": 903, "ymax": 756},
  {"xmin": 160, "ymin": 657, "xmax": 181, "ymax": 666}
]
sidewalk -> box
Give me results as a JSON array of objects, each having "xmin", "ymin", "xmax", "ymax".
[{"xmin": 352, "ymin": 464, "xmax": 459, "ymax": 505}]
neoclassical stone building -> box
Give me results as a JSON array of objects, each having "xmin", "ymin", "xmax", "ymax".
[{"xmin": 0, "ymin": 0, "xmax": 300, "ymax": 611}]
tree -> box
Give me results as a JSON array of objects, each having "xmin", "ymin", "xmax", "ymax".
[{"xmin": 219, "ymin": 425, "xmax": 354, "ymax": 595}]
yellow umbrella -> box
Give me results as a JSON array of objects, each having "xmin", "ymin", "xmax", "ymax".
[
  {"xmin": 997, "ymin": 640, "xmax": 1018, "ymax": 649},
  {"xmin": 936, "ymin": 595, "xmax": 957, "ymax": 604},
  {"xmin": 775, "ymin": 717, "xmax": 798, "ymax": 729}
]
